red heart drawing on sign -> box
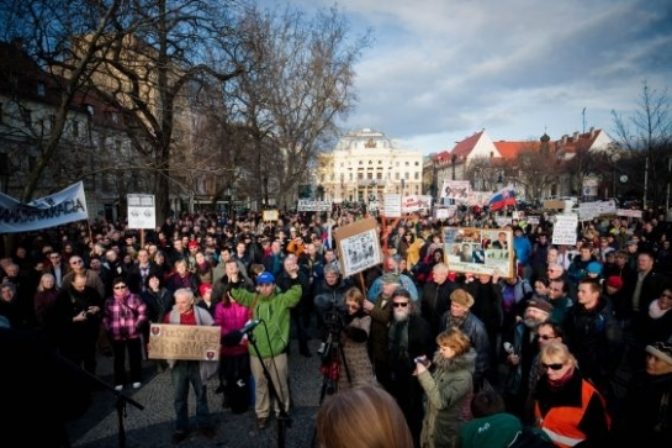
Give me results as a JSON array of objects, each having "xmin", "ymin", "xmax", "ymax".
[
  {"xmin": 206, "ymin": 351, "xmax": 215, "ymax": 360},
  {"xmin": 151, "ymin": 326, "xmax": 160, "ymax": 336}
]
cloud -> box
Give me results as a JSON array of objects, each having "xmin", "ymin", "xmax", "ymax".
[{"xmin": 289, "ymin": 0, "xmax": 672, "ymax": 153}]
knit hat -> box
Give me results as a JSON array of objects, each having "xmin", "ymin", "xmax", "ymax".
[
  {"xmin": 450, "ymin": 289, "xmax": 474, "ymax": 308},
  {"xmin": 527, "ymin": 296, "xmax": 554, "ymax": 314},
  {"xmin": 586, "ymin": 261, "xmax": 603, "ymax": 275},
  {"xmin": 605, "ymin": 276, "xmax": 623, "ymax": 290},
  {"xmin": 198, "ymin": 283, "xmax": 212, "ymax": 297},
  {"xmin": 645, "ymin": 341, "xmax": 672, "ymax": 365},
  {"xmin": 187, "ymin": 240, "xmax": 200, "ymax": 249}
]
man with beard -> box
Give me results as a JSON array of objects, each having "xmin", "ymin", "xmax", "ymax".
[
  {"xmin": 385, "ymin": 288, "xmax": 432, "ymax": 446},
  {"xmin": 502, "ymin": 297, "xmax": 553, "ymax": 415},
  {"xmin": 440, "ymin": 289, "xmax": 490, "ymax": 391}
]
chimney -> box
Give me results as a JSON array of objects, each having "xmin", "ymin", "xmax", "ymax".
[
  {"xmin": 561, "ymin": 135, "xmax": 568, "ymax": 144},
  {"xmin": 573, "ymin": 131, "xmax": 579, "ymax": 140}
]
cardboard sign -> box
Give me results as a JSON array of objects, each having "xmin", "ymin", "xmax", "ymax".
[
  {"xmin": 297, "ymin": 200, "xmax": 332, "ymax": 212},
  {"xmin": 262, "ymin": 209, "xmax": 279, "ymax": 221},
  {"xmin": 435, "ymin": 206, "xmax": 457, "ymax": 220},
  {"xmin": 383, "ymin": 194, "xmax": 402, "ymax": 217},
  {"xmin": 543, "ymin": 200, "xmax": 566, "ymax": 210},
  {"xmin": 578, "ymin": 200, "xmax": 617, "ymax": 221},
  {"xmin": 147, "ymin": 324, "xmax": 220, "ymax": 361},
  {"xmin": 443, "ymin": 227, "xmax": 514, "ymax": 278},
  {"xmin": 552, "ymin": 214, "xmax": 578, "ymax": 246},
  {"xmin": 441, "ymin": 180, "xmax": 471, "ymax": 199},
  {"xmin": 127, "ymin": 194, "xmax": 156, "ymax": 229},
  {"xmin": 334, "ymin": 218, "xmax": 383, "ymax": 277}
]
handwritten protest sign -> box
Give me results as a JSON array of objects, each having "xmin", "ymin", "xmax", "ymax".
[
  {"xmin": 334, "ymin": 218, "xmax": 383, "ymax": 277},
  {"xmin": 443, "ymin": 227, "xmax": 514, "ymax": 278},
  {"xmin": 552, "ymin": 214, "xmax": 578, "ymax": 246},
  {"xmin": 383, "ymin": 194, "xmax": 402, "ymax": 217},
  {"xmin": 297, "ymin": 200, "xmax": 332, "ymax": 212},
  {"xmin": 616, "ymin": 209, "xmax": 643, "ymax": 219},
  {"xmin": 148, "ymin": 324, "xmax": 221, "ymax": 361},
  {"xmin": 262, "ymin": 209, "xmax": 279, "ymax": 221}
]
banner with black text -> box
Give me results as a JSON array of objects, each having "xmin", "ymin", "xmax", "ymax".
[{"xmin": 0, "ymin": 181, "xmax": 88, "ymax": 233}]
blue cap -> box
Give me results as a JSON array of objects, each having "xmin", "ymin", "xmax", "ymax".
[
  {"xmin": 256, "ymin": 272, "xmax": 275, "ymax": 285},
  {"xmin": 586, "ymin": 261, "xmax": 603, "ymax": 275}
]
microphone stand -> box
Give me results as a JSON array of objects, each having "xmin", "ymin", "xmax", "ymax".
[
  {"xmin": 247, "ymin": 331, "xmax": 292, "ymax": 448},
  {"xmin": 60, "ymin": 355, "xmax": 144, "ymax": 448}
]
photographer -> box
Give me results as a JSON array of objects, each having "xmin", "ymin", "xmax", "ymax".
[{"xmin": 314, "ymin": 264, "xmax": 351, "ymax": 352}]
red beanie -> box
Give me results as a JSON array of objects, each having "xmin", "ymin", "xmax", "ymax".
[
  {"xmin": 606, "ymin": 276, "xmax": 623, "ymax": 290},
  {"xmin": 198, "ymin": 283, "xmax": 212, "ymax": 297}
]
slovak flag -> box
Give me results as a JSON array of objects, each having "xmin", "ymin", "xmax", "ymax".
[{"xmin": 488, "ymin": 186, "xmax": 517, "ymax": 211}]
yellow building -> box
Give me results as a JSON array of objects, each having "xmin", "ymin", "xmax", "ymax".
[{"xmin": 317, "ymin": 128, "xmax": 424, "ymax": 203}]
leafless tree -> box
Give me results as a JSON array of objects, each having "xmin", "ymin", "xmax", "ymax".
[{"xmin": 227, "ymin": 5, "xmax": 369, "ymax": 208}]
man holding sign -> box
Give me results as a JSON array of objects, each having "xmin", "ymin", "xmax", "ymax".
[{"xmin": 163, "ymin": 288, "xmax": 216, "ymax": 443}]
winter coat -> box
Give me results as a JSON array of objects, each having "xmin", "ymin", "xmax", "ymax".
[
  {"xmin": 229, "ymin": 280, "xmax": 301, "ymax": 358},
  {"xmin": 418, "ymin": 349, "xmax": 476, "ymax": 448}
]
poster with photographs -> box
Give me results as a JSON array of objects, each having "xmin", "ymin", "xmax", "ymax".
[
  {"xmin": 443, "ymin": 227, "xmax": 514, "ymax": 278},
  {"xmin": 334, "ymin": 218, "xmax": 383, "ymax": 277}
]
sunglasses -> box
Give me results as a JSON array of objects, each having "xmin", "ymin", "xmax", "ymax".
[
  {"xmin": 70, "ymin": 260, "xmax": 83, "ymax": 265},
  {"xmin": 392, "ymin": 302, "xmax": 409, "ymax": 308},
  {"xmin": 541, "ymin": 362, "xmax": 565, "ymax": 371},
  {"xmin": 538, "ymin": 335, "xmax": 555, "ymax": 340},
  {"xmin": 113, "ymin": 285, "xmax": 127, "ymax": 290}
]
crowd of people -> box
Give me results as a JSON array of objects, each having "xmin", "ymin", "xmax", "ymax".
[{"xmin": 1, "ymin": 204, "xmax": 671, "ymax": 447}]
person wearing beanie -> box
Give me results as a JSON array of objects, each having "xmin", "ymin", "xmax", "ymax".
[
  {"xmin": 585, "ymin": 261, "xmax": 603, "ymax": 280},
  {"xmin": 196, "ymin": 283, "xmax": 215, "ymax": 317},
  {"xmin": 604, "ymin": 275, "xmax": 628, "ymax": 321},
  {"xmin": 439, "ymin": 288, "xmax": 490, "ymax": 391},
  {"xmin": 621, "ymin": 340, "xmax": 672, "ymax": 447},
  {"xmin": 459, "ymin": 388, "xmax": 524, "ymax": 448}
]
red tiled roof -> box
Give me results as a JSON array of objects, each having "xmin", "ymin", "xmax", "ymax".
[
  {"xmin": 556, "ymin": 131, "xmax": 599, "ymax": 154},
  {"xmin": 494, "ymin": 141, "xmax": 541, "ymax": 160},
  {"xmin": 451, "ymin": 130, "xmax": 484, "ymax": 158}
]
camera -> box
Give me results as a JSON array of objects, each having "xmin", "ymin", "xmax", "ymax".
[{"xmin": 414, "ymin": 355, "xmax": 429, "ymax": 366}]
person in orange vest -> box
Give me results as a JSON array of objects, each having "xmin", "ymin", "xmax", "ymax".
[{"xmin": 532, "ymin": 342, "xmax": 611, "ymax": 448}]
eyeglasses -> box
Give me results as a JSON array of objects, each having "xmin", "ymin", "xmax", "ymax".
[
  {"xmin": 541, "ymin": 362, "xmax": 565, "ymax": 371},
  {"xmin": 70, "ymin": 260, "xmax": 83, "ymax": 265},
  {"xmin": 538, "ymin": 335, "xmax": 556, "ymax": 340},
  {"xmin": 113, "ymin": 285, "xmax": 127, "ymax": 290},
  {"xmin": 392, "ymin": 302, "xmax": 409, "ymax": 308}
]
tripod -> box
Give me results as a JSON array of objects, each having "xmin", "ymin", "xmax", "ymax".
[
  {"xmin": 317, "ymin": 327, "xmax": 352, "ymax": 404},
  {"xmin": 248, "ymin": 331, "xmax": 292, "ymax": 448}
]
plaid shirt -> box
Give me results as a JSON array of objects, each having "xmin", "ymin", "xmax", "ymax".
[{"xmin": 103, "ymin": 293, "xmax": 147, "ymax": 341}]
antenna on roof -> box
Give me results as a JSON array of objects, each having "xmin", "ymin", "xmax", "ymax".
[{"xmin": 582, "ymin": 107, "xmax": 586, "ymax": 133}]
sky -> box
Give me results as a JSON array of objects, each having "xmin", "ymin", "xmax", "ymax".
[{"xmin": 285, "ymin": 0, "xmax": 672, "ymax": 154}]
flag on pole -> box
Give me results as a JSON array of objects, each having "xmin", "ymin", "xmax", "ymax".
[{"xmin": 488, "ymin": 186, "xmax": 517, "ymax": 211}]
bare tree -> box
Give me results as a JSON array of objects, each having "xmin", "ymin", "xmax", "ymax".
[
  {"xmin": 612, "ymin": 81, "xmax": 672, "ymax": 205},
  {"xmin": 0, "ymin": 0, "xmax": 125, "ymax": 202},
  {"xmin": 228, "ymin": 5, "xmax": 369, "ymax": 209}
]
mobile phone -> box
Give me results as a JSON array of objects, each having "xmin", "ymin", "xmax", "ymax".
[{"xmin": 414, "ymin": 356, "xmax": 429, "ymax": 366}]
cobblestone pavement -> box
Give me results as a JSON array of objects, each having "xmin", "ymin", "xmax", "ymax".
[{"xmin": 68, "ymin": 339, "xmax": 324, "ymax": 448}]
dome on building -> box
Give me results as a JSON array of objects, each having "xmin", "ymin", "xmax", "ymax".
[{"xmin": 335, "ymin": 128, "xmax": 394, "ymax": 151}]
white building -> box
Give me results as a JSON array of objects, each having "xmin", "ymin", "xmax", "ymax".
[{"xmin": 317, "ymin": 128, "xmax": 424, "ymax": 203}]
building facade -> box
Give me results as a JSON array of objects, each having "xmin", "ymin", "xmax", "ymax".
[{"xmin": 317, "ymin": 128, "xmax": 424, "ymax": 203}]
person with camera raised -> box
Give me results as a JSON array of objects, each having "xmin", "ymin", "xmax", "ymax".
[
  {"xmin": 314, "ymin": 263, "xmax": 352, "ymax": 353},
  {"xmin": 229, "ymin": 269, "xmax": 302, "ymax": 430},
  {"xmin": 276, "ymin": 254, "xmax": 312, "ymax": 357}
]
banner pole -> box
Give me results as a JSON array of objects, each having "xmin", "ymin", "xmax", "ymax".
[
  {"xmin": 358, "ymin": 272, "xmax": 367, "ymax": 296},
  {"xmin": 140, "ymin": 228, "xmax": 145, "ymax": 249}
]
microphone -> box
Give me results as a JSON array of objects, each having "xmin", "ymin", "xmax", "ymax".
[{"xmin": 240, "ymin": 319, "xmax": 261, "ymax": 334}]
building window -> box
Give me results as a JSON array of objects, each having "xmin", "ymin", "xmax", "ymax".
[
  {"xmin": 405, "ymin": 172, "xmax": 409, "ymax": 179},
  {"xmin": 340, "ymin": 162, "xmax": 344, "ymax": 167},
  {"xmin": 378, "ymin": 160, "xmax": 382, "ymax": 164},
  {"xmin": 395, "ymin": 172, "xmax": 400, "ymax": 180},
  {"xmin": 358, "ymin": 172, "xmax": 363, "ymax": 180},
  {"xmin": 368, "ymin": 160, "xmax": 373, "ymax": 165},
  {"xmin": 414, "ymin": 172, "xmax": 419, "ymax": 180},
  {"xmin": 359, "ymin": 160, "xmax": 363, "ymax": 165},
  {"xmin": 349, "ymin": 173, "xmax": 353, "ymax": 180},
  {"xmin": 415, "ymin": 161, "xmax": 419, "ymax": 166},
  {"xmin": 405, "ymin": 161, "xmax": 409, "ymax": 166},
  {"xmin": 376, "ymin": 172, "xmax": 382, "ymax": 180},
  {"xmin": 416, "ymin": 186, "xmax": 420, "ymax": 194},
  {"xmin": 367, "ymin": 172, "xmax": 372, "ymax": 180}
]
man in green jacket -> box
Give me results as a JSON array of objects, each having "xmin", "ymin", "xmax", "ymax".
[{"xmin": 230, "ymin": 270, "xmax": 301, "ymax": 429}]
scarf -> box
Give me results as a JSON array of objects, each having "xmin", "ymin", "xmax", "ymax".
[
  {"xmin": 547, "ymin": 365, "xmax": 575, "ymax": 391},
  {"xmin": 388, "ymin": 319, "xmax": 409, "ymax": 363}
]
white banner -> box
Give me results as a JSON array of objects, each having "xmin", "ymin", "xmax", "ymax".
[
  {"xmin": 297, "ymin": 200, "xmax": 332, "ymax": 212},
  {"xmin": 616, "ymin": 209, "xmax": 643, "ymax": 219},
  {"xmin": 552, "ymin": 214, "xmax": 578, "ymax": 246},
  {"xmin": 578, "ymin": 200, "xmax": 617, "ymax": 221},
  {"xmin": 0, "ymin": 182, "xmax": 88, "ymax": 233},
  {"xmin": 440, "ymin": 180, "xmax": 471, "ymax": 199},
  {"xmin": 383, "ymin": 194, "xmax": 402, "ymax": 217},
  {"xmin": 401, "ymin": 195, "xmax": 433, "ymax": 214},
  {"xmin": 435, "ymin": 206, "xmax": 457, "ymax": 220},
  {"xmin": 127, "ymin": 194, "xmax": 156, "ymax": 229}
]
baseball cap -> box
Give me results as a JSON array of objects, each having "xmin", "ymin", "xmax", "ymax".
[{"xmin": 256, "ymin": 272, "xmax": 275, "ymax": 285}]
